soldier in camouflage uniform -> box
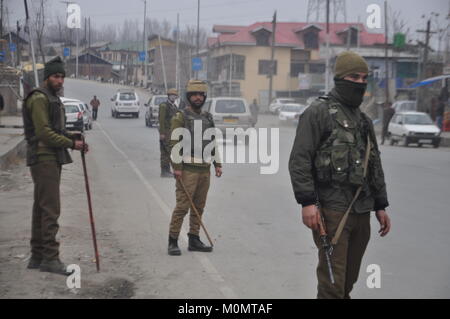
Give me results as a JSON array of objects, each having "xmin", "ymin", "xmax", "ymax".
[
  {"xmin": 159, "ymin": 88, "xmax": 179, "ymax": 177},
  {"xmin": 167, "ymin": 80, "xmax": 222, "ymax": 256},
  {"xmin": 289, "ymin": 51, "xmax": 391, "ymax": 299},
  {"xmin": 22, "ymin": 57, "xmax": 88, "ymax": 276}
]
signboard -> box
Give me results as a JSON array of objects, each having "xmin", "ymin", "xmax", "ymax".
[
  {"xmin": 67, "ymin": 3, "xmax": 81, "ymax": 29},
  {"xmin": 298, "ymin": 73, "xmax": 311, "ymax": 90},
  {"xmin": 0, "ymin": 51, "xmax": 5, "ymax": 62},
  {"xmin": 192, "ymin": 57, "xmax": 203, "ymax": 71},
  {"xmin": 138, "ymin": 51, "xmax": 146, "ymax": 62},
  {"xmin": 9, "ymin": 43, "xmax": 16, "ymax": 52},
  {"xmin": 63, "ymin": 47, "xmax": 70, "ymax": 57}
]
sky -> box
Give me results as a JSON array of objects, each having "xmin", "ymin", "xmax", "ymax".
[{"xmin": 4, "ymin": 0, "xmax": 450, "ymax": 49}]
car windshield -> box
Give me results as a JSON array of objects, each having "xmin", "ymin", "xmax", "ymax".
[
  {"xmin": 64, "ymin": 104, "xmax": 79, "ymax": 113},
  {"xmin": 399, "ymin": 102, "xmax": 416, "ymax": 112},
  {"xmin": 280, "ymin": 104, "xmax": 305, "ymax": 112},
  {"xmin": 119, "ymin": 93, "xmax": 136, "ymax": 101},
  {"xmin": 404, "ymin": 114, "xmax": 433, "ymax": 125},
  {"xmin": 279, "ymin": 99, "xmax": 295, "ymax": 104},
  {"xmin": 215, "ymin": 100, "xmax": 246, "ymax": 113},
  {"xmin": 154, "ymin": 97, "xmax": 167, "ymax": 105}
]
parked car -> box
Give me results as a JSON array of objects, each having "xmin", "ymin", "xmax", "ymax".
[
  {"xmin": 63, "ymin": 102, "xmax": 84, "ymax": 132},
  {"xmin": 206, "ymin": 97, "xmax": 253, "ymax": 131},
  {"xmin": 269, "ymin": 98, "xmax": 296, "ymax": 114},
  {"xmin": 61, "ymin": 97, "xmax": 92, "ymax": 131},
  {"xmin": 144, "ymin": 95, "xmax": 167, "ymax": 127},
  {"xmin": 387, "ymin": 111, "xmax": 441, "ymax": 148},
  {"xmin": 278, "ymin": 103, "xmax": 307, "ymax": 125},
  {"xmin": 392, "ymin": 100, "xmax": 417, "ymax": 113},
  {"xmin": 111, "ymin": 89, "xmax": 140, "ymax": 118}
]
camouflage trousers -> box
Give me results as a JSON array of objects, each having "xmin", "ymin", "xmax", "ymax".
[
  {"xmin": 160, "ymin": 138, "xmax": 171, "ymax": 172},
  {"xmin": 30, "ymin": 161, "xmax": 62, "ymax": 261},
  {"xmin": 169, "ymin": 170, "xmax": 211, "ymax": 238},
  {"xmin": 313, "ymin": 207, "xmax": 370, "ymax": 299}
]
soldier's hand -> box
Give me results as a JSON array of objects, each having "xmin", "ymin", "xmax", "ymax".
[
  {"xmin": 215, "ymin": 167, "xmax": 222, "ymax": 177},
  {"xmin": 302, "ymin": 205, "xmax": 320, "ymax": 231},
  {"xmin": 160, "ymin": 134, "xmax": 165, "ymax": 140},
  {"xmin": 375, "ymin": 210, "xmax": 391, "ymax": 237},
  {"xmin": 73, "ymin": 140, "xmax": 84, "ymax": 151},
  {"xmin": 174, "ymin": 170, "xmax": 182, "ymax": 179}
]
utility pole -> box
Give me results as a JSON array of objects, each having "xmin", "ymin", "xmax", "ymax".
[
  {"xmin": 1, "ymin": 0, "xmax": 4, "ymax": 38},
  {"xmin": 24, "ymin": 0, "xmax": 39, "ymax": 87},
  {"xmin": 325, "ymin": 0, "xmax": 330, "ymax": 93},
  {"xmin": 88, "ymin": 17, "xmax": 91, "ymax": 79},
  {"xmin": 175, "ymin": 13, "xmax": 180, "ymax": 92},
  {"xmin": 195, "ymin": 0, "xmax": 200, "ymax": 79},
  {"xmin": 16, "ymin": 21, "xmax": 21, "ymax": 66},
  {"xmin": 142, "ymin": 0, "xmax": 148, "ymax": 88},
  {"xmin": 417, "ymin": 17, "xmax": 437, "ymax": 112},
  {"xmin": 158, "ymin": 34, "xmax": 168, "ymax": 92},
  {"xmin": 268, "ymin": 11, "xmax": 277, "ymax": 113},
  {"xmin": 384, "ymin": 0, "xmax": 389, "ymax": 106}
]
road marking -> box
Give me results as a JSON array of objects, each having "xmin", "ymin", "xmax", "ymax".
[{"xmin": 96, "ymin": 122, "xmax": 238, "ymax": 299}]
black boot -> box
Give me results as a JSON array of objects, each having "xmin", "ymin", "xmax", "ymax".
[
  {"xmin": 27, "ymin": 255, "xmax": 42, "ymax": 269},
  {"xmin": 168, "ymin": 236, "xmax": 181, "ymax": 256},
  {"xmin": 188, "ymin": 234, "xmax": 213, "ymax": 252},
  {"xmin": 39, "ymin": 259, "xmax": 74, "ymax": 276}
]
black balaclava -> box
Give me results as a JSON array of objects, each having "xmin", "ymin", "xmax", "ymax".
[{"xmin": 333, "ymin": 77, "xmax": 367, "ymax": 108}]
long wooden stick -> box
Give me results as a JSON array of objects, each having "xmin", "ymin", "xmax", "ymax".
[
  {"xmin": 81, "ymin": 137, "xmax": 100, "ymax": 271},
  {"xmin": 178, "ymin": 178, "xmax": 214, "ymax": 247}
]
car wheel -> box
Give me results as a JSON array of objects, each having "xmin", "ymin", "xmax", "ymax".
[
  {"xmin": 389, "ymin": 135, "xmax": 395, "ymax": 146},
  {"xmin": 433, "ymin": 142, "xmax": 440, "ymax": 148},
  {"xmin": 418, "ymin": 143, "xmax": 422, "ymax": 148},
  {"xmin": 402, "ymin": 136, "xmax": 409, "ymax": 147},
  {"xmin": 89, "ymin": 123, "xmax": 93, "ymax": 130}
]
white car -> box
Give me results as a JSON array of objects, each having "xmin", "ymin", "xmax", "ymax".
[
  {"xmin": 61, "ymin": 97, "xmax": 93, "ymax": 131},
  {"xmin": 278, "ymin": 103, "xmax": 307, "ymax": 125},
  {"xmin": 111, "ymin": 89, "xmax": 140, "ymax": 118},
  {"xmin": 388, "ymin": 111, "xmax": 441, "ymax": 148},
  {"xmin": 62, "ymin": 101, "xmax": 84, "ymax": 132},
  {"xmin": 392, "ymin": 100, "xmax": 417, "ymax": 113},
  {"xmin": 269, "ymin": 98, "xmax": 296, "ymax": 114},
  {"xmin": 144, "ymin": 95, "xmax": 167, "ymax": 127}
]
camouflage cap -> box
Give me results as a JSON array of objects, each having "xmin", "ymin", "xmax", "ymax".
[
  {"xmin": 167, "ymin": 88, "xmax": 179, "ymax": 96},
  {"xmin": 186, "ymin": 80, "xmax": 208, "ymax": 93}
]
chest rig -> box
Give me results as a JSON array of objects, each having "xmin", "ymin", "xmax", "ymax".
[{"xmin": 314, "ymin": 97, "xmax": 368, "ymax": 187}]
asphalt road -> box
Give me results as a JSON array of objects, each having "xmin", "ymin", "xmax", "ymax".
[{"xmin": 63, "ymin": 78, "xmax": 450, "ymax": 299}]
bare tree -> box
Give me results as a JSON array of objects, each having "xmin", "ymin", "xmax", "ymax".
[{"xmin": 32, "ymin": 0, "xmax": 47, "ymax": 63}]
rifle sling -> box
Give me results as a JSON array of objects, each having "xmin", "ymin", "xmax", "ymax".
[{"xmin": 330, "ymin": 135, "xmax": 371, "ymax": 246}]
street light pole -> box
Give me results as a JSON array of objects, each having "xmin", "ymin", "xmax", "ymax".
[{"xmin": 143, "ymin": 0, "xmax": 148, "ymax": 88}]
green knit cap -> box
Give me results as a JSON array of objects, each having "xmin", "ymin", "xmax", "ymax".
[
  {"xmin": 334, "ymin": 51, "xmax": 369, "ymax": 79},
  {"xmin": 44, "ymin": 56, "xmax": 66, "ymax": 79}
]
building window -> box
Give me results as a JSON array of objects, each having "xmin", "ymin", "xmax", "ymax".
[
  {"xmin": 254, "ymin": 30, "xmax": 271, "ymax": 46},
  {"xmin": 290, "ymin": 63, "xmax": 305, "ymax": 77},
  {"xmin": 304, "ymin": 31, "xmax": 319, "ymax": 49},
  {"xmin": 232, "ymin": 54, "xmax": 245, "ymax": 80},
  {"xmin": 258, "ymin": 60, "xmax": 277, "ymax": 75},
  {"xmin": 309, "ymin": 63, "xmax": 325, "ymax": 73}
]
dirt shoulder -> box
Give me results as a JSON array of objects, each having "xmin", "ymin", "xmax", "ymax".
[{"xmin": 0, "ymin": 154, "xmax": 143, "ymax": 299}]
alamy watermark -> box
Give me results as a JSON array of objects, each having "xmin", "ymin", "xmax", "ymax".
[
  {"xmin": 66, "ymin": 264, "xmax": 81, "ymax": 289},
  {"xmin": 366, "ymin": 264, "xmax": 381, "ymax": 289},
  {"xmin": 170, "ymin": 121, "xmax": 280, "ymax": 175}
]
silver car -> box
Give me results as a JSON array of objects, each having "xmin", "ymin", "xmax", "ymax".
[{"xmin": 205, "ymin": 97, "xmax": 252, "ymax": 132}]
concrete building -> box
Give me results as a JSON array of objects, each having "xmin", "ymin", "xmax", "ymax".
[{"xmin": 207, "ymin": 22, "xmax": 421, "ymax": 109}]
